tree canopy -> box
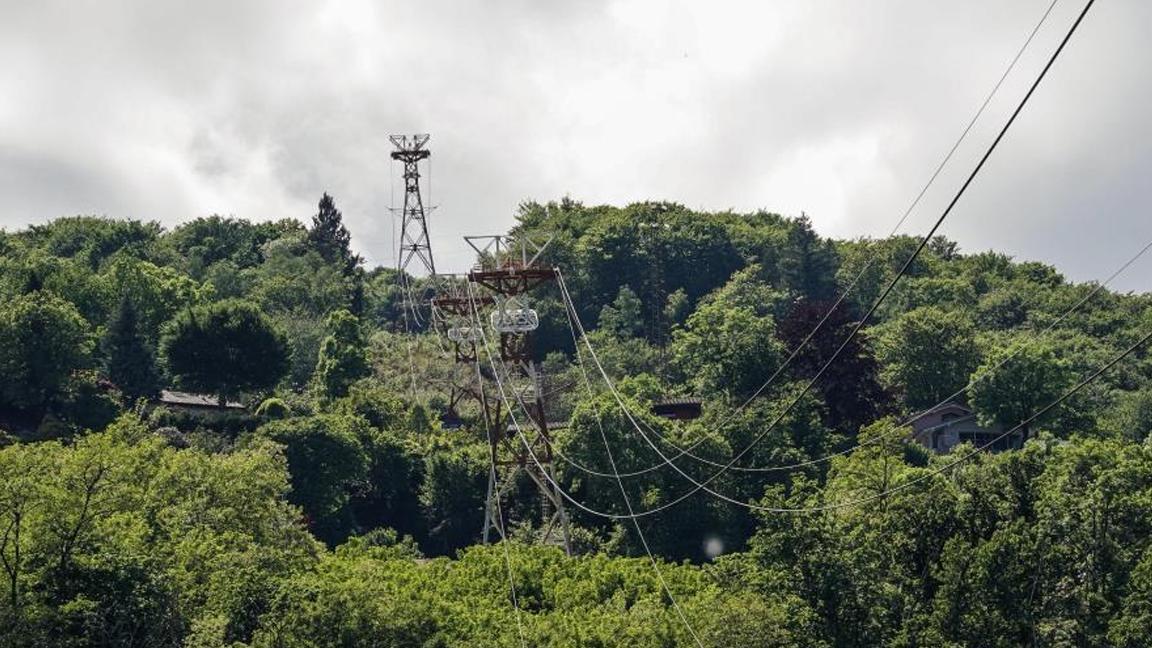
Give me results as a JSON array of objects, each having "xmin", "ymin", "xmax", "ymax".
[
  {"xmin": 103, "ymin": 297, "xmax": 161, "ymax": 401},
  {"xmin": 1, "ymin": 199, "xmax": 1150, "ymax": 646},
  {"xmin": 161, "ymin": 299, "xmax": 289, "ymax": 403},
  {"xmin": 312, "ymin": 309, "xmax": 370, "ymax": 399},
  {"xmin": 0, "ymin": 292, "xmax": 91, "ymax": 413}
]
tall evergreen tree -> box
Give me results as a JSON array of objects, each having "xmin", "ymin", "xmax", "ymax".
[
  {"xmin": 778, "ymin": 214, "xmax": 839, "ymax": 301},
  {"xmin": 307, "ymin": 193, "xmax": 359, "ymax": 275},
  {"xmin": 103, "ymin": 297, "xmax": 160, "ymax": 401}
]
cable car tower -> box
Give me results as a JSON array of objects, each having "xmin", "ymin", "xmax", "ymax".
[
  {"xmin": 391, "ymin": 134, "xmax": 435, "ymax": 276},
  {"xmin": 465, "ymin": 234, "xmax": 572, "ymax": 554},
  {"xmin": 429, "ymin": 275, "xmax": 500, "ymax": 432},
  {"xmin": 387, "ymin": 135, "xmax": 569, "ymax": 551},
  {"xmin": 390, "ymin": 134, "xmax": 479, "ymax": 424}
]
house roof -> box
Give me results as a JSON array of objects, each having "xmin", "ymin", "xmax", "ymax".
[
  {"xmin": 908, "ymin": 401, "xmax": 972, "ymax": 424},
  {"xmin": 158, "ymin": 390, "xmax": 246, "ymax": 410},
  {"xmin": 915, "ymin": 413, "xmax": 979, "ymax": 435}
]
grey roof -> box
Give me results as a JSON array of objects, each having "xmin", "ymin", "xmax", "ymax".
[
  {"xmin": 916, "ymin": 413, "xmax": 979, "ymax": 435},
  {"xmin": 158, "ymin": 390, "xmax": 246, "ymax": 410},
  {"xmin": 908, "ymin": 401, "xmax": 972, "ymax": 423}
]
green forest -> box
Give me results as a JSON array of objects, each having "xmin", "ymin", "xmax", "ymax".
[{"xmin": 2, "ymin": 195, "xmax": 1152, "ymax": 647}]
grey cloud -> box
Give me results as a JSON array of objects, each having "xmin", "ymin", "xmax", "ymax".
[{"xmin": 0, "ymin": 0, "xmax": 1149, "ymax": 292}]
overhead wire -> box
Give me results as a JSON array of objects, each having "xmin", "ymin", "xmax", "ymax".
[
  {"xmin": 480, "ymin": 0, "xmax": 1100, "ymax": 519},
  {"xmin": 792, "ymin": 327, "xmax": 1152, "ymax": 513},
  {"xmin": 582, "ymin": 382, "xmax": 707, "ymax": 648},
  {"xmin": 546, "ymin": 232, "xmax": 1152, "ymax": 479},
  {"xmin": 547, "ymin": 0, "xmax": 1066, "ymax": 473},
  {"xmin": 479, "ymin": 0, "xmax": 1069, "ymax": 479},
  {"xmin": 466, "ymin": 281, "xmax": 705, "ymax": 645},
  {"xmin": 473, "ymin": 357, "xmax": 529, "ymax": 648},
  {"xmin": 548, "ymin": 0, "xmax": 1099, "ymax": 505},
  {"xmin": 491, "ymin": 268, "xmax": 1149, "ymax": 517}
]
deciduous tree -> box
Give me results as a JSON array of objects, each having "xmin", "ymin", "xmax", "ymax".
[
  {"xmin": 0, "ymin": 292, "xmax": 91, "ymax": 412},
  {"xmin": 161, "ymin": 300, "xmax": 289, "ymax": 404},
  {"xmin": 876, "ymin": 306, "xmax": 980, "ymax": 411},
  {"xmin": 968, "ymin": 337, "xmax": 1075, "ymax": 440},
  {"xmin": 254, "ymin": 414, "xmax": 369, "ymax": 545},
  {"xmin": 313, "ymin": 309, "xmax": 370, "ymax": 399}
]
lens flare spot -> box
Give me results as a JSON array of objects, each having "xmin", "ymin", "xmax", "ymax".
[{"xmin": 703, "ymin": 536, "xmax": 725, "ymax": 559}]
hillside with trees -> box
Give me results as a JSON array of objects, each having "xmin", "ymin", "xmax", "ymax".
[{"xmin": 1, "ymin": 196, "xmax": 1151, "ymax": 646}]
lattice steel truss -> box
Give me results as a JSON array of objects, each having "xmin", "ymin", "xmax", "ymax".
[
  {"xmin": 462, "ymin": 234, "xmax": 572, "ymax": 554},
  {"xmin": 391, "ymin": 134, "xmax": 435, "ymax": 275}
]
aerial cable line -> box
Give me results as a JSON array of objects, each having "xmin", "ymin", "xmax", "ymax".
[
  {"xmin": 399, "ymin": 273, "xmax": 421, "ymax": 396},
  {"xmin": 490, "ymin": 271, "xmax": 1149, "ymax": 517},
  {"xmin": 547, "ymin": 0, "xmax": 1099, "ymax": 506},
  {"xmin": 563, "ymin": 0, "xmax": 1066, "ymax": 469},
  {"xmin": 582, "ymin": 385, "xmax": 706, "ymax": 648},
  {"xmin": 485, "ymin": 0, "xmax": 1100, "ymax": 519},
  {"xmin": 562, "ymin": 240, "xmax": 1152, "ymax": 476},
  {"xmin": 467, "ymin": 284, "xmax": 705, "ymax": 645},
  {"xmin": 788, "ymin": 326, "xmax": 1152, "ymax": 513},
  {"xmin": 518, "ymin": 0, "xmax": 1064, "ymax": 475},
  {"xmin": 483, "ymin": 0, "xmax": 1069, "ymax": 482},
  {"xmin": 400, "ymin": 272, "xmax": 427, "ymax": 328},
  {"xmin": 550, "ymin": 235, "xmax": 1152, "ymax": 480},
  {"xmin": 473, "ymin": 357, "xmax": 528, "ymax": 648},
  {"xmin": 715, "ymin": 0, "xmax": 1065, "ymax": 423},
  {"xmin": 559, "ymin": 287, "xmax": 706, "ymax": 645}
]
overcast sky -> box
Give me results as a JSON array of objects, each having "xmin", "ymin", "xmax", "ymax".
[{"xmin": 1, "ymin": 0, "xmax": 1150, "ymax": 292}]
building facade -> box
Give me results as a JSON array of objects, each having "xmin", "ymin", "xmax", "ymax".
[{"xmin": 909, "ymin": 402, "xmax": 1021, "ymax": 453}]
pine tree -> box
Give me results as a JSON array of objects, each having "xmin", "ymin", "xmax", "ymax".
[
  {"xmin": 308, "ymin": 193, "xmax": 360, "ymax": 275},
  {"xmin": 104, "ymin": 297, "xmax": 161, "ymax": 401},
  {"xmin": 778, "ymin": 214, "xmax": 839, "ymax": 302}
]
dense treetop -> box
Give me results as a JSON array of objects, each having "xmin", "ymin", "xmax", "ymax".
[{"xmin": 1, "ymin": 197, "xmax": 1150, "ymax": 646}]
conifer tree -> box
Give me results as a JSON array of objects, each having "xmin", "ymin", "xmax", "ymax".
[
  {"xmin": 307, "ymin": 193, "xmax": 359, "ymax": 275},
  {"xmin": 778, "ymin": 214, "xmax": 839, "ymax": 302},
  {"xmin": 104, "ymin": 297, "xmax": 161, "ymax": 401}
]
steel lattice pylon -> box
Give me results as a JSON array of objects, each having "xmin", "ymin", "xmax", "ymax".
[
  {"xmin": 463, "ymin": 235, "xmax": 572, "ymax": 555},
  {"xmin": 391, "ymin": 134, "xmax": 435, "ymax": 275}
]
